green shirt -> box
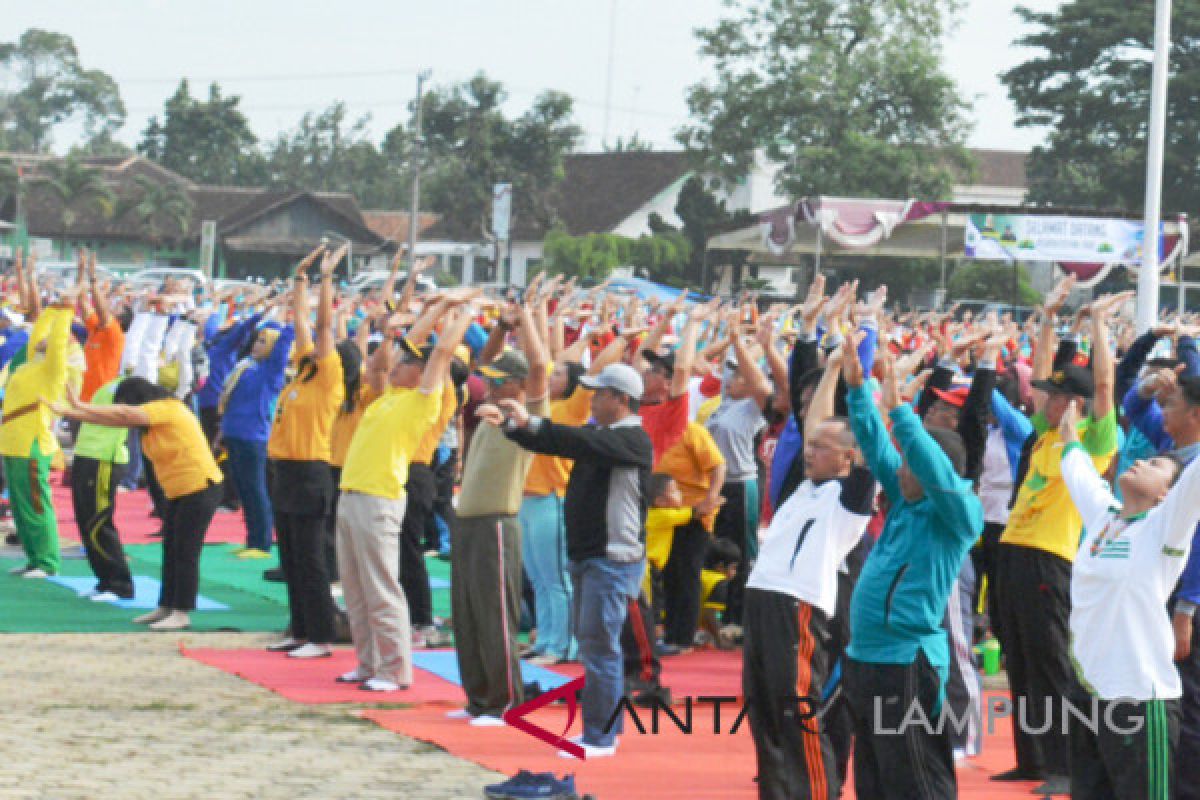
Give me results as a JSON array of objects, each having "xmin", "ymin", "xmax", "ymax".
[{"xmin": 73, "ymin": 379, "xmax": 129, "ymax": 464}]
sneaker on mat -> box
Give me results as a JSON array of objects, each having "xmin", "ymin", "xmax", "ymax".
[
  {"xmin": 132, "ymin": 607, "xmax": 171, "ymax": 625},
  {"xmin": 21, "ymin": 568, "xmax": 49, "ymax": 579},
  {"xmin": 484, "ymin": 770, "xmax": 577, "ymax": 799},
  {"xmin": 359, "ymin": 678, "xmax": 406, "ymax": 692},
  {"xmin": 287, "ymin": 643, "xmax": 332, "ymax": 659},
  {"xmin": 148, "ymin": 611, "xmax": 190, "ymax": 631},
  {"xmin": 266, "ymin": 637, "xmax": 304, "ymax": 652},
  {"xmin": 470, "ymin": 715, "xmax": 506, "ymax": 728},
  {"xmin": 236, "ymin": 548, "xmax": 272, "ymax": 560},
  {"xmin": 446, "ymin": 708, "xmax": 474, "ymax": 720},
  {"xmin": 7, "ymin": 564, "xmax": 31, "ymax": 575},
  {"xmin": 335, "ymin": 669, "xmax": 371, "ymax": 684},
  {"xmin": 89, "ymin": 591, "xmax": 120, "ymax": 603},
  {"xmin": 558, "ymin": 735, "xmax": 616, "ymax": 759},
  {"xmin": 529, "ymin": 653, "xmax": 564, "ymax": 666}
]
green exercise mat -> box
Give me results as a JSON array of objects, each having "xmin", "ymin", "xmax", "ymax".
[{"xmin": 0, "ymin": 554, "xmax": 287, "ymax": 634}]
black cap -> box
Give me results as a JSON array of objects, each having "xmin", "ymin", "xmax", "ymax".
[
  {"xmin": 925, "ymin": 426, "xmax": 968, "ymax": 478},
  {"xmin": 641, "ymin": 349, "xmax": 676, "ymax": 377},
  {"xmin": 1032, "ymin": 364, "xmax": 1095, "ymax": 399}
]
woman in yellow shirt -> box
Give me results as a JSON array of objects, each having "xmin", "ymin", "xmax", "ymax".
[
  {"xmin": 264, "ymin": 246, "xmax": 345, "ymax": 659},
  {"xmin": 51, "ymin": 377, "xmax": 224, "ymax": 632}
]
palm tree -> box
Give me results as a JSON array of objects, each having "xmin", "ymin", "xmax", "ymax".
[
  {"xmin": 29, "ymin": 154, "xmax": 117, "ymax": 228},
  {"xmin": 116, "ymin": 174, "xmax": 195, "ymax": 246}
]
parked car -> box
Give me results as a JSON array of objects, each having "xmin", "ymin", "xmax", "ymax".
[
  {"xmin": 126, "ymin": 267, "xmax": 209, "ymax": 290},
  {"xmin": 30, "ymin": 260, "xmax": 118, "ymax": 287},
  {"xmin": 346, "ymin": 270, "xmax": 437, "ymax": 296},
  {"xmin": 213, "ymin": 278, "xmax": 263, "ymax": 295}
]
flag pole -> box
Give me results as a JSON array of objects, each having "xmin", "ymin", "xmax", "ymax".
[{"xmin": 1138, "ymin": 0, "xmax": 1172, "ymax": 332}]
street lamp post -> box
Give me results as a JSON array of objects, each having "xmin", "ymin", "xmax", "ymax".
[{"xmin": 409, "ymin": 70, "xmax": 431, "ymax": 274}]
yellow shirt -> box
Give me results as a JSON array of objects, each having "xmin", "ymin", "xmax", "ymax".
[
  {"xmin": 1000, "ymin": 410, "xmax": 1119, "ymax": 562},
  {"xmin": 413, "ymin": 381, "xmax": 459, "ymax": 466},
  {"xmin": 0, "ymin": 307, "xmax": 72, "ymax": 459},
  {"xmin": 267, "ymin": 348, "xmax": 345, "ymax": 462},
  {"xmin": 141, "ymin": 399, "xmax": 224, "ymax": 499},
  {"xmin": 642, "ymin": 506, "xmax": 694, "ymax": 601},
  {"xmin": 330, "ymin": 385, "xmax": 374, "ymax": 468},
  {"xmin": 523, "ymin": 386, "xmax": 594, "ymax": 496},
  {"xmin": 339, "ymin": 385, "xmax": 441, "ymax": 500},
  {"xmin": 655, "ymin": 422, "xmax": 726, "ymax": 531}
]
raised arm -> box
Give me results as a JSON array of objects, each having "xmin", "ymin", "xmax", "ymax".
[
  {"xmin": 805, "ymin": 343, "xmax": 845, "ymax": 441},
  {"xmin": 88, "ymin": 252, "xmax": 112, "ymax": 330},
  {"xmin": 1058, "ymin": 404, "xmax": 1120, "ymax": 534},
  {"xmin": 517, "ymin": 299, "xmax": 550, "ymax": 401},
  {"xmin": 290, "ymin": 244, "xmax": 328, "ymax": 357},
  {"xmin": 47, "ymin": 388, "xmax": 151, "ymax": 428},
  {"xmin": 1087, "ymin": 291, "xmax": 1130, "ymax": 422},
  {"xmin": 843, "ymin": 330, "xmax": 902, "ymax": 502},
  {"xmin": 420, "ymin": 306, "xmax": 474, "ymax": 394},
  {"xmin": 314, "ymin": 245, "xmax": 341, "ymax": 359}
]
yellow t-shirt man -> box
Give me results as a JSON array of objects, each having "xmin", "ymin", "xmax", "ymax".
[
  {"xmin": 655, "ymin": 422, "xmax": 726, "ymax": 532},
  {"xmin": 1000, "ymin": 409, "xmax": 1118, "ymax": 562},
  {"xmin": 339, "ymin": 385, "xmax": 442, "ymax": 501}
]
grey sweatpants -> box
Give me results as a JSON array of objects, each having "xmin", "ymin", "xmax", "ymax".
[
  {"xmin": 336, "ymin": 491, "xmax": 412, "ymax": 685},
  {"xmin": 451, "ymin": 513, "xmax": 524, "ymax": 717}
]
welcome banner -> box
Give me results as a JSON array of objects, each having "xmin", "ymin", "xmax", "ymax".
[{"xmin": 964, "ymin": 213, "xmax": 1158, "ymax": 264}]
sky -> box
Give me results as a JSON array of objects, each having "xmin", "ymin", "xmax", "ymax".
[{"xmin": 6, "ymin": 0, "xmax": 1065, "ymax": 155}]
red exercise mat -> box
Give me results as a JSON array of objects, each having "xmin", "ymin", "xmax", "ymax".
[
  {"xmin": 51, "ymin": 479, "xmax": 246, "ymax": 546},
  {"xmin": 184, "ymin": 646, "xmax": 469, "ymax": 705},
  {"xmin": 363, "ymin": 693, "xmax": 1037, "ymax": 800}
]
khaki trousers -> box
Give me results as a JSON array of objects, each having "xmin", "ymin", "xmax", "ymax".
[{"xmin": 336, "ymin": 491, "xmax": 411, "ymax": 685}]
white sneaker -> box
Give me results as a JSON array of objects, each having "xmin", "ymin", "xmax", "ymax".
[
  {"xmin": 132, "ymin": 607, "xmax": 170, "ymax": 625},
  {"xmin": 335, "ymin": 669, "xmax": 371, "ymax": 683},
  {"xmin": 266, "ymin": 637, "xmax": 304, "ymax": 652},
  {"xmin": 148, "ymin": 611, "xmax": 190, "ymax": 631},
  {"xmin": 21, "ymin": 568, "xmax": 49, "ymax": 579},
  {"xmin": 445, "ymin": 708, "xmax": 474, "ymax": 720},
  {"xmin": 469, "ymin": 715, "xmax": 505, "ymax": 728},
  {"xmin": 558, "ymin": 735, "xmax": 617, "ymax": 759},
  {"xmin": 529, "ymin": 653, "xmax": 564, "ymax": 666},
  {"xmin": 89, "ymin": 591, "xmax": 120, "ymax": 603},
  {"xmin": 359, "ymin": 678, "xmax": 405, "ymax": 692},
  {"xmin": 78, "ymin": 587, "xmax": 100, "ymax": 598},
  {"xmin": 7, "ymin": 564, "xmax": 30, "ymax": 575},
  {"xmin": 287, "ymin": 643, "xmax": 332, "ymax": 659}
]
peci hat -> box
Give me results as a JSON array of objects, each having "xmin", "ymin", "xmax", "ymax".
[
  {"xmin": 641, "ymin": 348, "xmax": 677, "ymax": 377},
  {"xmin": 1032, "ymin": 364, "xmax": 1095, "ymax": 399},
  {"xmin": 479, "ymin": 348, "xmax": 530, "ymax": 381},
  {"xmin": 581, "ymin": 363, "xmax": 644, "ymax": 401}
]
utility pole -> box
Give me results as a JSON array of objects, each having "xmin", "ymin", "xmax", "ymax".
[
  {"xmin": 408, "ymin": 69, "xmax": 431, "ymax": 273},
  {"xmin": 602, "ymin": 0, "xmax": 617, "ymax": 147}
]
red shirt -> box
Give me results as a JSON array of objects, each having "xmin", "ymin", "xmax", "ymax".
[{"xmin": 640, "ymin": 392, "xmax": 689, "ymax": 467}]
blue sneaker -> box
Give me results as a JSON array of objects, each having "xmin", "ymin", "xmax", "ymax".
[{"xmin": 483, "ymin": 770, "xmax": 577, "ymax": 799}]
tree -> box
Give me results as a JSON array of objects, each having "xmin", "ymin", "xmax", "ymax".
[
  {"xmin": 0, "ymin": 29, "xmax": 125, "ymax": 152},
  {"xmin": 1003, "ymin": 0, "xmax": 1200, "ymax": 213},
  {"xmin": 541, "ymin": 229, "xmax": 690, "ymax": 283},
  {"xmin": 385, "ymin": 73, "xmax": 582, "ymax": 237},
  {"xmin": 28, "ymin": 152, "xmax": 116, "ymax": 227},
  {"xmin": 678, "ymin": 0, "xmax": 974, "ymax": 199},
  {"xmin": 264, "ymin": 103, "xmax": 405, "ymax": 207},
  {"xmin": 138, "ymin": 80, "xmax": 265, "ymax": 185},
  {"xmin": 947, "ymin": 261, "xmax": 1040, "ymax": 305},
  {"xmin": 115, "ymin": 174, "xmax": 195, "ymax": 246},
  {"xmin": 605, "ymin": 133, "xmax": 654, "ymax": 152}
]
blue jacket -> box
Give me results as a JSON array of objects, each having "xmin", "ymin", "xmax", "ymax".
[
  {"xmin": 219, "ymin": 325, "xmax": 294, "ymax": 443},
  {"xmin": 196, "ymin": 313, "xmax": 263, "ymax": 410},
  {"xmin": 990, "ymin": 388, "xmax": 1034, "ymax": 481},
  {"xmin": 846, "ymin": 385, "xmax": 983, "ymax": 686}
]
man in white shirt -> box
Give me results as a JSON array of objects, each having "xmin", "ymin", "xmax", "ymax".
[{"xmin": 742, "ymin": 347, "xmax": 874, "ymax": 800}]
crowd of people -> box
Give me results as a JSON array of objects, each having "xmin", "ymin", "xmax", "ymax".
[{"xmin": 3, "ymin": 244, "xmax": 1200, "ymax": 799}]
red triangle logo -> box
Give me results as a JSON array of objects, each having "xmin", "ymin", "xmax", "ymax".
[{"xmin": 502, "ymin": 676, "xmax": 587, "ymax": 760}]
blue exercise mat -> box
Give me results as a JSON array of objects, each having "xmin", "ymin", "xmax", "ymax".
[
  {"xmin": 429, "ymin": 577, "xmax": 449, "ymax": 590},
  {"xmin": 47, "ymin": 575, "xmax": 229, "ymax": 611},
  {"xmin": 411, "ymin": 649, "xmax": 571, "ymax": 690}
]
